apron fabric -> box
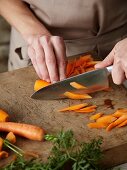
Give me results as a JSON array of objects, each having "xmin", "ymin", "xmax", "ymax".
[{"xmin": 8, "ymin": 0, "xmax": 127, "ymax": 70}]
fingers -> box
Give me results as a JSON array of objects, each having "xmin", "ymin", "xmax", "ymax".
[
  {"xmin": 95, "ymin": 50, "xmax": 114, "ymax": 69},
  {"xmin": 28, "ymin": 46, "xmax": 42, "ymax": 79},
  {"xmin": 112, "ymin": 60, "xmax": 125, "ymax": 85},
  {"xmin": 51, "ymin": 36, "xmax": 67, "ymax": 81},
  {"xmin": 40, "ymin": 36, "xmax": 59, "ymax": 83},
  {"xmin": 33, "ymin": 39, "xmax": 50, "ymax": 82}
]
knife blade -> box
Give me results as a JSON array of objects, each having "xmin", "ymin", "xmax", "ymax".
[{"xmin": 31, "ymin": 66, "xmax": 112, "ymax": 100}]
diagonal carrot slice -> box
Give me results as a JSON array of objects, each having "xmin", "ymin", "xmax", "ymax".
[
  {"xmin": 106, "ymin": 115, "xmax": 127, "ymax": 131},
  {"xmin": 85, "ymin": 61, "xmax": 100, "ymax": 68},
  {"xmin": 0, "ymin": 109, "xmax": 9, "ymax": 122},
  {"xmin": 113, "ymin": 109, "xmax": 127, "ymax": 118},
  {"xmin": 96, "ymin": 115, "xmax": 117, "ymax": 126},
  {"xmin": 80, "ymin": 55, "xmax": 93, "ymax": 62},
  {"xmin": 90, "ymin": 113, "xmax": 103, "ymax": 120},
  {"xmin": 63, "ymin": 92, "xmax": 92, "ymax": 100},
  {"xmin": 79, "ymin": 105, "xmax": 97, "ymax": 111},
  {"xmin": 70, "ymin": 82, "xmax": 87, "ymax": 89},
  {"xmin": 117, "ymin": 120, "xmax": 127, "ymax": 127},
  {"xmin": 75, "ymin": 109, "xmax": 96, "ymax": 113},
  {"xmin": 34, "ymin": 80, "xmax": 50, "ymax": 91},
  {"xmin": 87, "ymin": 122, "xmax": 105, "ymax": 128},
  {"xmin": 58, "ymin": 103, "xmax": 88, "ymax": 112}
]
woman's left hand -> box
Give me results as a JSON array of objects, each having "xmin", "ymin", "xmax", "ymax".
[{"xmin": 95, "ymin": 38, "xmax": 127, "ymax": 85}]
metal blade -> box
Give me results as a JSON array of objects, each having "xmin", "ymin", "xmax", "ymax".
[{"xmin": 31, "ymin": 68, "xmax": 109, "ymax": 100}]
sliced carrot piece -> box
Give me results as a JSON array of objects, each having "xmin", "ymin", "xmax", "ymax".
[
  {"xmin": 66, "ymin": 62, "xmax": 73, "ymax": 77},
  {"xmin": 90, "ymin": 113, "xmax": 103, "ymax": 120},
  {"xmin": 80, "ymin": 55, "xmax": 93, "ymax": 62},
  {"xmin": 75, "ymin": 109, "xmax": 96, "ymax": 113},
  {"xmin": 79, "ymin": 105, "xmax": 97, "ymax": 110},
  {"xmin": 58, "ymin": 103, "xmax": 88, "ymax": 112},
  {"xmin": 80, "ymin": 66, "xmax": 85, "ymax": 73},
  {"xmin": 113, "ymin": 109, "xmax": 127, "ymax": 118},
  {"xmin": 106, "ymin": 115, "xmax": 127, "ymax": 131},
  {"xmin": 85, "ymin": 61, "xmax": 100, "ymax": 68},
  {"xmin": 63, "ymin": 91, "xmax": 92, "ymax": 100},
  {"xmin": 0, "ymin": 151, "xmax": 9, "ymax": 159},
  {"xmin": 87, "ymin": 122, "xmax": 105, "ymax": 128},
  {"xmin": 96, "ymin": 115, "xmax": 117, "ymax": 126},
  {"xmin": 117, "ymin": 120, "xmax": 127, "ymax": 127},
  {"xmin": 75, "ymin": 105, "xmax": 97, "ymax": 113},
  {"xmin": 85, "ymin": 67, "xmax": 95, "ymax": 72},
  {"xmin": 0, "ymin": 137, "xmax": 4, "ymax": 152},
  {"xmin": 6, "ymin": 132, "xmax": 16, "ymax": 144},
  {"xmin": 0, "ymin": 109, "xmax": 9, "ymax": 122},
  {"xmin": 70, "ymin": 82, "xmax": 87, "ymax": 89},
  {"xmin": 34, "ymin": 80, "xmax": 50, "ymax": 91}
]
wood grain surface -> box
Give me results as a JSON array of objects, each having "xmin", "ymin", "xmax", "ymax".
[{"xmin": 0, "ymin": 66, "xmax": 127, "ymax": 168}]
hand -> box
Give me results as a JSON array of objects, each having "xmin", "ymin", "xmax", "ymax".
[
  {"xmin": 95, "ymin": 38, "xmax": 127, "ymax": 85},
  {"xmin": 27, "ymin": 34, "xmax": 67, "ymax": 83}
]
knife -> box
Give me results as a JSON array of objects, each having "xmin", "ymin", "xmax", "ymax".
[{"xmin": 31, "ymin": 65, "xmax": 112, "ymax": 100}]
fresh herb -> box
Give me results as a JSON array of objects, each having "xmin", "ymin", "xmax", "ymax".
[{"xmin": 1, "ymin": 130, "xmax": 115, "ymax": 170}]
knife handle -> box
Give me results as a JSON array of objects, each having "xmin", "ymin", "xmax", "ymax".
[{"xmin": 106, "ymin": 65, "xmax": 113, "ymax": 73}]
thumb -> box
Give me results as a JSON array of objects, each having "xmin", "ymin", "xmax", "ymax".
[{"xmin": 95, "ymin": 50, "xmax": 114, "ymax": 69}]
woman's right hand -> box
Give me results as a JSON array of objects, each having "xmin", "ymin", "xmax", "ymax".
[{"xmin": 27, "ymin": 35, "xmax": 67, "ymax": 83}]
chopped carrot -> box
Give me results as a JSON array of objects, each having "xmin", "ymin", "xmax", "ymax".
[
  {"xmin": 66, "ymin": 62, "xmax": 72, "ymax": 77},
  {"xmin": 63, "ymin": 91, "xmax": 92, "ymax": 100},
  {"xmin": 0, "ymin": 109, "xmax": 9, "ymax": 122},
  {"xmin": 90, "ymin": 113, "xmax": 103, "ymax": 120},
  {"xmin": 0, "ymin": 137, "xmax": 4, "ymax": 152},
  {"xmin": 6, "ymin": 132, "xmax": 16, "ymax": 144},
  {"xmin": 75, "ymin": 109, "xmax": 96, "ymax": 113},
  {"xmin": 117, "ymin": 120, "xmax": 127, "ymax": 127},
  {"xmin": 0, "ymin": 122, "xmax": 45, "ymax": 141},
  {"xmin": 85, "ymin": 67, "xmax": 95, "ymax": 72},
  {"xmin": 58, "ymin": 103, "xmax": 88, "ymax": 112},
  {"xmin": 70, "ymin": 82, "xmax": 87, "ymax": 89},
  {"xmin": 113, "ymin": 109, "xmax": 127, "ymax": 118},
  {"xmin": 80, "ymin": 55, "xmax": 93, "ymax": 62},
  {"xmin": 87, "ymin": 122, "xmax": 105, "ymax": 128},
  {"xmin": 34, "ymin": 80, "xmax": 50, "ymax": 91},
  {"xmin": 85, "ymin": 61, "xmax": 100, "ymax": 68},
  {"xmin": 0, "ymin": 151, "xmax": 9, "ymax": 159},
  {"xmin": 75, "ymin": 105, "xmax": 97, "ymax": 113},
  {"xmin": 97, "ymin": 115, "xmax": 117, "ymax": 126},
  {"xmin": 106, "ymin": 115, "xmax": 127, "ymax": 131}
]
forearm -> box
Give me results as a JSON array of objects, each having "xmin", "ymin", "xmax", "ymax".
[{"xmin": 0, "ymin": 0, "xmax": 50, "ymax": 40}]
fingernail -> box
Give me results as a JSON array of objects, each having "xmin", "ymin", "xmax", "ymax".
[{"xmin": 52, "ymin": 81, "xmax": 57, "ymax": 83}]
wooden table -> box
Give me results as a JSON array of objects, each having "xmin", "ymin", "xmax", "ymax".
[{"xmin": 0, "ymin": 66, "xmax": 127, "ymax": 168}]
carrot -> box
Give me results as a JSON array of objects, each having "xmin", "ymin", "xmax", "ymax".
[
  {"xmin": 85, "ymin": 61, "xmax": 100, "ymax": 68},
  {"xmin": 75, "ymin": 105, "xmax": 97, "ymax": 113},
  {"xmin": 96, "ymin": 115, "xmax": 117, "ymax": 127},
  {"xmin": 90, "ymin": 113, "xmax": 103, "ymax": 120},
  {"xmin": 0, "ymin": 122, "xmax": 45, "ymax": 141},
  {"xmin": 0, "ymin": 151, "xmax": 9, "ymax": 159},
  {"xmin": 80, "ymin": 55, "xmax": 93, "ymax": 62},
  {"xmin": 70, "ymin": 82, "xmax": 87, "ymax": 89},
  {"xmin": 106, "ymin": 115, "xmax": 127, "ymax": 131},
  {"xmin": 63, "ymin": 91, "xmax": 92, "ymax": 100},
  {"xmin": 34, "ymin": 80, "xmax": 50, "ymax": 91},
  {"xmin": 58, "ymin": 103, "xmax": 88, "ymax": 112},
  {"xmin": 6, "ymin": 132, "xmax": 16, "ymax": 144},
  {"xmin": 87, "ymin": 122, "xmax": 105, "ymax": 128},
  {"xmin": 0, "ymin": 137, "xmax": 4, "ymax": 152},
  {"xmin": 113, "ymin": 109, "xmax": 127, "ymax": 118},
  {"xmin": 117, "ymin": 120, "xmax": 127, "ymax": 127},
  {"xmin": 85, "ymin": 67, "xmax": 95, "ymax": 72},
  {"xmin": 0, "ymin": 109, "xmax": 9, "ymax": 122}
]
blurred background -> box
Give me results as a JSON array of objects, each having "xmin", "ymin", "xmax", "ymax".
[{"xmin": 0, "ymin": 16, "xmax": 10, "ymax": 73}]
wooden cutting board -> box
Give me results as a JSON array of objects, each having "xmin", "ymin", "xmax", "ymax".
[{"xmin": 0, "ymin": 66, "xmax": 127, "ymax": 168}]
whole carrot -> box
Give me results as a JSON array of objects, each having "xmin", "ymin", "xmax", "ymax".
[{"xmin": 0, "ymin": 122, "xmax": 45, "ymax": 141}]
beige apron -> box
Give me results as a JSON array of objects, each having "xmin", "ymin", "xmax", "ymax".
[{"xmin": 8, "ymin": 0, "xmax": 127, "ymax": 71}]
